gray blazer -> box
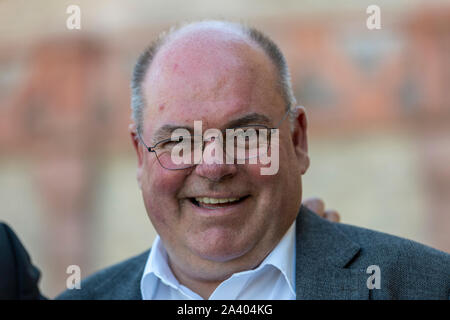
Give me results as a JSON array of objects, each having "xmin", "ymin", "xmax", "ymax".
[{"xmin": 57, "ymin": 206, "xmax": 450, "ymax": 299}]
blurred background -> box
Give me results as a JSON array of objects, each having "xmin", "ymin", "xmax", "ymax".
[{"xmin": 0, "ymin": 0, "xmax": 449, "ymax": 298}]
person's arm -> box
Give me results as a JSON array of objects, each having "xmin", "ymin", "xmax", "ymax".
[{"xmin": 0, "ymin": 223, "xmax": 46, "ymax": 300}]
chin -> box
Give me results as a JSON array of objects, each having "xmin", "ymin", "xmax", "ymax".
[{"xmin": 188, "ymin": 228, "xmax": 253, "ymax": 263}]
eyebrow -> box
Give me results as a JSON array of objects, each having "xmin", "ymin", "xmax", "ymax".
[
  {"xmin": 150, "ymin": 112, "xmax": 273, "ymax": 144},
  {"xmin": 225, "ymin": 113, "xmax": 272, "ymax": 128},
  {"xmin": 151, "ymin": 125, "xmax": 194, "ymax": 144}
]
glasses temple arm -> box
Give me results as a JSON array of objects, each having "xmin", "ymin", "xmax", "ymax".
[{"xmin": 136, "ymin": 131, "xmax": 154, "ymax": 152}]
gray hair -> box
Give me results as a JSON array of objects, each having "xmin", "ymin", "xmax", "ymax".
[{"xmin": 131, "ymin": 21, "xmax": 298, "ymax": 135}]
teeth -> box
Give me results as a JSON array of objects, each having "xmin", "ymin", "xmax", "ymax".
[{"xmin": 195, "ymin": 197, "xmax": 240, "ymax": 205}]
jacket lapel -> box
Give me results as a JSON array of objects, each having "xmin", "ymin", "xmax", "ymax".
[{"xmin": 295, "ymin": 206, "xmax": 369, "ymax": 299}]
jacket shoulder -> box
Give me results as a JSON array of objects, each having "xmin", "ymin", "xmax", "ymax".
[
  {"xmin": 0, "ymin": 222, "xmax": 44, "ymax": 300},
  {"xmin": 56, "ymin": 249, "xmax": 149, "ymax": 300},
  {"xmin": 334, "ymin": 222, "xmax": 450, "ymax": 299}
]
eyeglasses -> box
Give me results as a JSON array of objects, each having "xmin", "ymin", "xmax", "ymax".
[{"xmin": 137, "ymin": 109, "xmax": 290, "ymax": 170}]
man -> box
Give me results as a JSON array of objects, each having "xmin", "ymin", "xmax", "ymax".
[{"xmin": 58, "ymin": 21, "xmax": 449, "ymax": 300}]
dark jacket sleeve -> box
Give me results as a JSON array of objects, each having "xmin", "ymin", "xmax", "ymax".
[{"xmin": 0, "ymin": 222, "xmax": 46, "ymax": 300}]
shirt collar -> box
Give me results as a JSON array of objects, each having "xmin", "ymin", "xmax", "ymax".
[
  {"xmin": 141, "ymin": 220, "xmax": 296, "ymax": 299},
  {"xmin": 258, "ymin": 220, "xmax": 296, "ymax": 295},
  {"xmin": 141, "ymin": 234, "xmax": 182, "ymax": 299}
]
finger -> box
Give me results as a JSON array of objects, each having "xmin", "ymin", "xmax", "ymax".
[
  {"xmin": 324, "ymin": 210, "xmax": 340, "ymax": 223},
  {"xmin": 302, "ymin": 197, "xmax": 325, "ymax": 216}
]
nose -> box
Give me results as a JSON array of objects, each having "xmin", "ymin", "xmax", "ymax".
[
  {"xmin": 194, "ymin": 162, "xmax": 237, "ymax": 182},
  {"xmin": 194, "ymin": 137, "xmax": 237, "ymax": 181}
]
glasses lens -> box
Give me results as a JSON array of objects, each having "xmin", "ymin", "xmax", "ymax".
[
  {"xmin": 154, "ymin": 136, "xmax": 198, "ymax": 170},
  {"xmin": 155, "ymin": 152, "xmax": 196, "ymax": 170},
  {"xmin": 225, "ymin": 126, "xmax": 271, "ymax": 161}
]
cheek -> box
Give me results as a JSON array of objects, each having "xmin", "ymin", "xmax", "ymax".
[
  {"xmin": 142, "ymin": 157, "xmax": 182, "ymax": 192},
  {"xmin": 244, "ymin": 141, "xmax": 295, "ymax": 207},
  {"xmin": 243, "ymin": 162, "xmax": 284, "ymax": 212},
  {"xmin": 245, "ymin": 140, "xmax": 291, "ymax": 181},
  {"xmin": 141, "ymin": 160, "xmax": 188, "ymax": 222},
  {"xmin": 244, "ymin": 164, "xmax": 277, "ymax": 184}
]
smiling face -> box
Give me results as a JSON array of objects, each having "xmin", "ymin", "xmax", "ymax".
[{"xmin": 131, "ymin": 24, "xmax": 309, "ymax": 285}]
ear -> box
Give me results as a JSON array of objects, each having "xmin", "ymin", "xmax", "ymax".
[
  {"xmin": 129, "ymin": 123, "xmax": 144, "ymax": 189},
  {"xmin": 290, "ymin": 106, "xmax": 310, "ymax": 174}
]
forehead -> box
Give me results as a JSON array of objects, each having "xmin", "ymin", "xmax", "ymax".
[{"xmin": 141, "ymin": 26, "xmax": 283, "ymax": 134}]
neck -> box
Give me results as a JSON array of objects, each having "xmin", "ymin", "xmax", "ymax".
[
  {"xmin": 168, "ymin": 260, "xmax": 224, "ymax": 299},
  {"xmin": 166, "ymin": 223, "xmax": 291, "ymax": 299}
]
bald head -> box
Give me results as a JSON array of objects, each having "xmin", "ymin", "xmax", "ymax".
[{"xmin": 131, "ymin": 20, "xmax": 297, "ymax": 134}]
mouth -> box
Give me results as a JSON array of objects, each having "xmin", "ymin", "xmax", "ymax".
[{"xmin": 189, "ymin": 195, "xmax": 250, "ymax": 210}]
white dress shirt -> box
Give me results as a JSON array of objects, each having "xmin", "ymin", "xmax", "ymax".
[{"xmin": 140, "ymin": 221, "xmax": 296, "ymax": 300}]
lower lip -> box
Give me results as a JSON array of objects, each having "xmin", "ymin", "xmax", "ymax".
[{"xmin": 188, "ymin": 197, "xmax": 249, "ymax": 217}]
